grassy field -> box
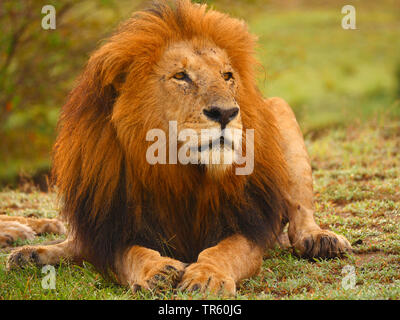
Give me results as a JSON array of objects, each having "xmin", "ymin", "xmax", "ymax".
[
  {"xmin": 251, "ymin": 1, "xmax": 400, "ymax": 133},
  {"xmin": 1, "ymin": 118, "xmax": 399, "ymax": 300}
]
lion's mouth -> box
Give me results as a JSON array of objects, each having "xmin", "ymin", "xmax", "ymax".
[{"xmin": 194, "ymin": 136, "xmax": 234, "ymax": 152}]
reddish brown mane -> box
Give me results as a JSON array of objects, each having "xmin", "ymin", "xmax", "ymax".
[{"xmin": 52, "ymin": 0, "xmax": 289, "ymax": 276}]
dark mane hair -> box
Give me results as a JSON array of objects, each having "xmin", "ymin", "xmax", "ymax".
[{"xmin": 52, "ymin": 0, "xmax": 289, "ymax": 277}]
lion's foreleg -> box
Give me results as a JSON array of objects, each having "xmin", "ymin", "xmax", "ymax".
[
  {"xmin": 6, "ymin": 238, "xmax": 78, "ymax": 270},
  {"xmin": 116, "ymin": 245, "xmax": 186, "ymax": 292},
  {"xmin": 178, "ymin": 235, "xmax": 263, "ymax": 296},
  {"xmin": 267, "ymin": 97, "xmax": 351, "ymax": 258}
]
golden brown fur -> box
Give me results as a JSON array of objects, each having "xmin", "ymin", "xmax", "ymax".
[
  {"xmin": 0, "ymin": 215, "xmax": 65, "ymax": 248},
  {"xmin": 7, "ymin": 0, "xmax": 351, "ymax": 296}
]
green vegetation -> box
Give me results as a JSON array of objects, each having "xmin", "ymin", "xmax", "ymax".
[
  {"xmin": 0, "ymin": 0, "xmax": 142, "ymax": 185},
  {"xmin": 0, "ymin": 0, "xmax": 399, "ymax": 300},
  {"xmin": 250, "ymin": 1, "xmax": 400, "ymax": 133}
]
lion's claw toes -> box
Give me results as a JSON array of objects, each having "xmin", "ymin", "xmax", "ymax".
[
  {"xmin": 130, "ymin": 260, "xmax": 186, "ymax": 293},
  {"xmin": 178, "ymin": 262, "xmax": 236, "ymax": 296},
  {"xmin": 6, "ymin": 246, "xmax": 44, "ymax": 270},
  {"xmin": 292, "ymin": 229, "xmax": 352, "ymax": 259},
  {"xmin": 146, "ymin": 264, "xmax": 184, "ymax": 289}
]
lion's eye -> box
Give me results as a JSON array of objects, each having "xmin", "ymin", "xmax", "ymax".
[
  {"xmin": 173, "ymin": 72, "xmax": 189, "ymax": 81},
  {"xmin": 223, "ymin": 72, "xmax": 233, "ymax": 81}
]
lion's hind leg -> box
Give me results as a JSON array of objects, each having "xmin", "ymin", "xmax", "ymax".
[
  {"xmin": 0, "ymin": 221, "xmax": 36, "ymax": 248},
  {"xmin": 0, "ymin": 215, "xmax": 65, "ymax": 236},
  {"xmin": 0, "ymin": 215, "xmax": 65, "ymax": 248}
]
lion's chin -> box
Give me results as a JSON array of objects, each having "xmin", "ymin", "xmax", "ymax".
[{"xmin": 199, "ymin": 147, "xmax": 236, "ymax": 179}]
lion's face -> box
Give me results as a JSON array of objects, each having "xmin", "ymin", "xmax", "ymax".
[{"xmin": 151, "ymin": 41, "xmax": 243, "ymax": 172}]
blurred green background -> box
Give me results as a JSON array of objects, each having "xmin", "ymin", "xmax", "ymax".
[{"xmin": 0, "ymin": 0, "xmax": 399, "ymax": 187}]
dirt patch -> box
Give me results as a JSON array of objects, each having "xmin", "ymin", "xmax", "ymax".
[
  {"xmin": 334, "ymin": 211, "xmax": 356, "ymax": 218},
  {"xmin": 0, "ymin": 203, "xmax": 39, "ymax": 211},
  {"xmin": 331, "ymin": 199, "xmax": 352, "ymax": 206},
  {"xmin": 352, "ymin": 173, "xmax": 387, "ymax": 182},
  {"xmin": 354, "ymin": 251, "xmax": 387, "ymax": 266}
]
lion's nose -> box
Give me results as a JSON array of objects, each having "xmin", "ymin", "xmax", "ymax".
[{"xmin": 203, "ymin": 106, "xmax": 239, "ymax": 128}]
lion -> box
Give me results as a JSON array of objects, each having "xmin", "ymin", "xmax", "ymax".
[{"xmin": 6, "ymin": 0, "xmax": 351, "ymax": 296}]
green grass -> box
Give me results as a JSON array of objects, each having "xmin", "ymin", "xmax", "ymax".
[
  {"xmin": 1, "ymin": 119, "xmax": 399, "ymax": 300},
  {"xmin": 249, "ymin": 2, "xmax": 400, "ymax": 133},
  {"xmin": 1, "ymin": 1, "xmax": 399, "ymax": 186}
]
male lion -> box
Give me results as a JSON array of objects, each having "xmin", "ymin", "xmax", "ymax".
[{"xmin": 7, "ymin": 0, "xmax": 351, "ymax": 295}]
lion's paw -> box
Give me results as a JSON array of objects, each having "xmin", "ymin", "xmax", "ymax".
[
  {"xmin": 131, "ymin": 258, "xmax": 186, "ymax": 293},
  {"xmin": 178, "ymin": 262, "xmax": 236, "ymax": 296},
  {"xmin": 0, "ymin": 222, "xmax": 36, "ymax": 248},
  {"xmin": 292, "ymin": 229, "xmax": 352, "ymax": 259},
  {"xmin": 34, "ymin": 218, "xmax": 66, "ymax": 235},
  {"xmin": 6, "ymin": 246, "xmax": 45, "ymax": 270},
  {"xmin": 0, "ymin": 234, "xmax": 14, "ymax": 248}
]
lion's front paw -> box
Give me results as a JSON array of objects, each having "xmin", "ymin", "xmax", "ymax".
[
  {"xmin": 131, "ymin": 258, "xmax": 186, "ymax": 293},
  {"xmin": 292, "ymin": 229, "xmax": 352, "ymax": 259},
  {"xmin": 178, "ymin": 262, "xmax": 236, "ymax": 296},
  {"xmin": 6, "ymin": 246, "xmax": 44, "ymax": 270},
  {"xmin": 0, "ymin": 222, "xmax": 36, "ymax": 248}
]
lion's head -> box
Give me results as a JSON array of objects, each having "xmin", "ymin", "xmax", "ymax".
[
  {"xmin": 53, "ymin": 0, "xmax": 289, "ymax": 276},
  {"xmin": 113, "ymin": 39, "xmax": 246, "ymax": 177}
]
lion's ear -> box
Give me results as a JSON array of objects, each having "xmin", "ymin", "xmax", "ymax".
[
  {"xmin": 101, "ymin": 72, "xmax": 127, "ymax": 112},
  {"xmin": 70, "ymin": 49, "xmax": 129, "ymax": 115},
  {"xmin": 111, "ymin": 72, "xmax": 127, "ymax": 93}
]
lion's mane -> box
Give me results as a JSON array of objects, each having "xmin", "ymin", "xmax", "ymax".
[{"xmin": 53, "ymin": 0, "xmax": 289, "ymax": 276}]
